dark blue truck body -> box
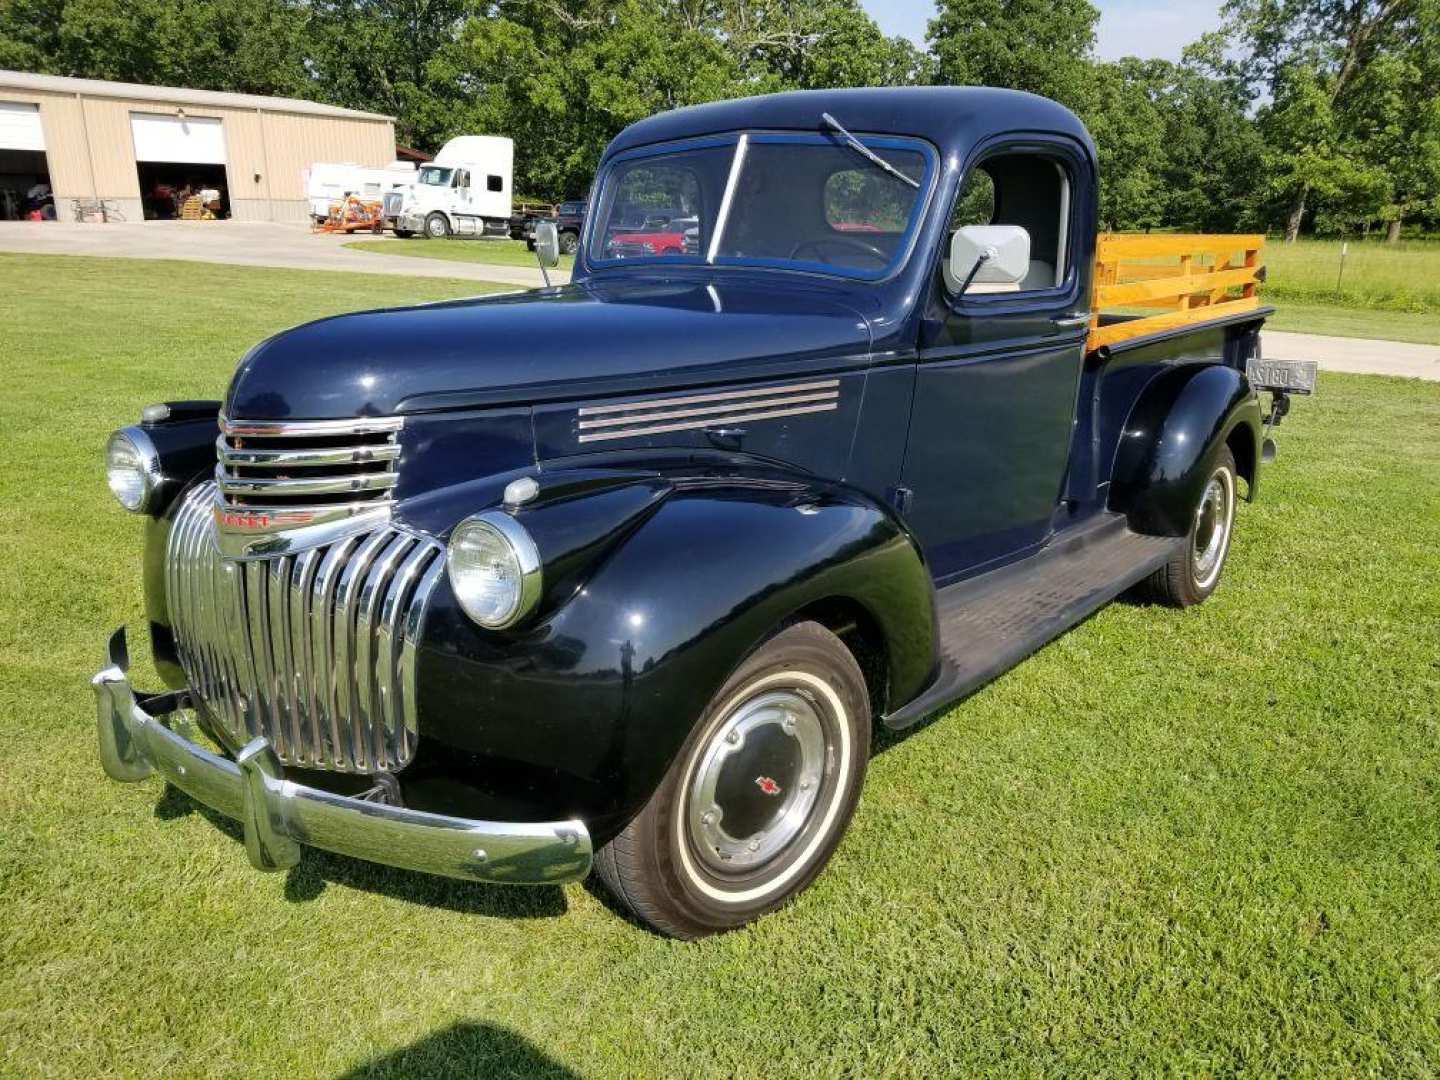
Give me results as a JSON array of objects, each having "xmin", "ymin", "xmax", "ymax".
[{"xmin": 97, "ymin": 87, "xmax": 1276, "ymax": 934}]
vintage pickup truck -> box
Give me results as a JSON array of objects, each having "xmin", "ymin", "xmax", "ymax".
[{"xmin": 95, "ymin": 87, "xmax": 1311, "ymax": 938}]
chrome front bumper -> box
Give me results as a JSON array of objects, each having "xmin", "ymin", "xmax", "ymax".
[{"xmin": 92, "ymin": 627, "xmax": 592, "ymax": 884}]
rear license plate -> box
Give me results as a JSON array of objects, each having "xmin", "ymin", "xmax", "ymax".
[{"xmin": 1248, "ymin": 358, "xmax": 1318, "ymax": 395}]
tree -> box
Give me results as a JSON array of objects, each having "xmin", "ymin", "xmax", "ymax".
[
  {"xmin": 927, "ymin": 0, "xmax": 1099, "ymax": 113},
  {"xmin": 2, "ymin": 0, "xmax": 309, "ymax": 96},
  {"xmin": 1217, "ymin": 0, "xmax": 1424, "ymax": 241}
]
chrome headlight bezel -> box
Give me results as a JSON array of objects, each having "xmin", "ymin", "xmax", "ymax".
[
  {"xmin": 445, "ymin": 511, "xmax": 543, "ymax": 629},
  {"xmin": 105, "ymin": 426, "xmax": 162, "ymax": 513}
]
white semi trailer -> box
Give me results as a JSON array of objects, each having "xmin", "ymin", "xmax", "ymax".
[
  {"xmin": 304, "ymin": 161, "xmax": 416, "ymax": 222},
  {"xmin": 384, "ymin": 136, "xmax": 515, "ymax": 239}
]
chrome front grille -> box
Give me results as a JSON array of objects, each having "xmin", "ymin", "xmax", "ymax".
[
  {"xmin": 165, "ymin": 482, "xmax": 444, "ymax": 773},
  {"xmin": 216, "ymin": 416, "xmax": 403, "ymax": 510}
]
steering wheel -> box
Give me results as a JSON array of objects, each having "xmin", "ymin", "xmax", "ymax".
[{"xmin": 788, "ymin": 236, "xmax": 889, "ymax": 267}]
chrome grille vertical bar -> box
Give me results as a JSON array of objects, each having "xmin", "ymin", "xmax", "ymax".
[
  {"xmin": 376, "ymin": 543, "xmax": 437, "ymax": 767},
  {"xmin": 398, "ymin": 555, "xmax": 446, "ymax": 765},
  {"xmin": 289, "ymin": 549, "xmax": 321, "ymax": 767},
  {"xmin": 243, "ymin": 560, "xmax": 276, "ymax": 749},
  {"xmin": 332, "ymin": 532, "xmax": 392, "ymax": 771},
  {"xmin": 228, "ymin": 555, "xmax": 261, "ymax": 739},
  {"xmin": 311, "ymin": 536, "xmax": 359, "ymax": 768},
  {"xmin": 353, "ymin": 534, "xmax": 414, "ymax": 770},
  {"xmin": 267, "ymin": 556, "xmax": 299, "ymax": 764},
  {"xmin": 186, "ymin": 502, "xmax": 223, "ymax": 718}
]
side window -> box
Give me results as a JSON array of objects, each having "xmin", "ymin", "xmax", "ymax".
[
  {"xmin": 454, "ymin": 169, "xmax": 468, "ymax": 189},
  {"xmin": 487, "ymin": 174, "xmax": 503, "ymax": 193},
  {"xmin": 944, "ymin": 152, "xmax": 1071, "ymax": 296}
]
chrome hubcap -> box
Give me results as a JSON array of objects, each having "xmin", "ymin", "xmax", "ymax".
[
  {"xmin": 1192, "ymin": 470, "xmax": 1233, "ymax": 588},
  {"xmin": 686, "ymin": 689, "xmax": 828, "ymax": 873}
]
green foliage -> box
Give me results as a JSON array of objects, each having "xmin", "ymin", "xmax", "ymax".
[{"xmin": 927, "ymin": 0, "xmax": 1098, "ymax": 111}]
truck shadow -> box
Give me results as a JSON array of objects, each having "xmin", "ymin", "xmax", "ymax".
[
  {"xmin": 336, "ymin": 1022, "xmax": 581, "ymax": 1079},
  {"xmin": 152, "ymin": 784, "xmax": 567, "ymax": 919}
]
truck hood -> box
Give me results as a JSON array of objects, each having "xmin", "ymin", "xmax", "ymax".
[{"xmin": 224, "ymin": 277, "xmax": 873, "ymax": 420}]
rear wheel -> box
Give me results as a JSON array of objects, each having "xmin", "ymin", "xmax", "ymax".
[
  {"xmin": 1139, "ymin": 446, "xmax": 1238, "ymax": 607},
  {"xmin": 558, "ymin": 230, "xmax": 579, "ymax": 255},
  {"xmin": 594, "ymin": 621, "xmax": 870, "ymax": 938},
  {"xmin": 424, "ymin": 212, "xmax": 450, "ymax": 239}
]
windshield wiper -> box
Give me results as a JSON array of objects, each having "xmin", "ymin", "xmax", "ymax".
[{"xmin": 821, "ymin": 113, "xmax": 920, "ymax": 189}]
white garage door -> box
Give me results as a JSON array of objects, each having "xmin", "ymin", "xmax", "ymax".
[
  {"xmin": 130, "ymin": 112, "xmax": 226, "ymax": 164},
  {"xmin": 0, "ymin": 102, "xmax": 45, "ymax": 151}
]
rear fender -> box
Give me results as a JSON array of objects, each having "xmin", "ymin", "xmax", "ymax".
[
  {"xmin": 1108, "ymin": 364, "xmax": 1261, "ymax": 536},
  {"xmin": 414, "ymin": 474, "xmax": 934, "ymax": 839}
]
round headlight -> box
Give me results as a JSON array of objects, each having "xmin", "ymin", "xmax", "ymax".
[
  {"xmin": 105, "ymin": 427, "xmax": 160, "ymax": 513},
  {"xmin": 446, "ymin": 512, "xmax": 542, "ymax": 629}
]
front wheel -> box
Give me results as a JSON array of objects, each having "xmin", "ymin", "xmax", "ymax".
[
  {"xmin": 1139, "ymin": 446, "xmax": 1238, "ymax": 607},
  {"xmin": 424, "ymin": 212, "xmax": 450, "ymax": 239},
  {"xmin": 558, "ymin": 230, "xmax": 579, "ymax": 255},
  {"xmin": 594, "ymin": 621, "xmax": 870, "ymax": 938}
]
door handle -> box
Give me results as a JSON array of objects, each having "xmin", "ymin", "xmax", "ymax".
[{"xmin": 1052, "ymin": 313, "xmax": 1091, "ymax": 331}]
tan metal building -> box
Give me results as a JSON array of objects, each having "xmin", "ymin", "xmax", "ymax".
[{"xmin": 0, "ymin": 70, "xmax": 395, "ymax": 223}]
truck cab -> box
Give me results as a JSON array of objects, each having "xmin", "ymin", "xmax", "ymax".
[
  {"xmin": 387, "ymin": 135, "xmax": 514, "ymax": 239},
  {"xmin": 95, "ymin": 88, "xmax": 1301, "ymax": 939}
]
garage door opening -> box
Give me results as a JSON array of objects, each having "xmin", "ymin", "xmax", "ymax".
[
  {"xmin": 131, "ymin": 112, "xmax": 230, "ymax": 220},
  {"xmin": 0, "ymin": 102, "xmax": 53, "ymax": 220},
  {"xmin": 137, "ymin": 161, "xmax": 230, "ymax": 220}
]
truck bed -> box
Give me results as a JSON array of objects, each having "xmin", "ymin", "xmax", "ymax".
[{"xmin": 1087, "ymin": 234, "xmax": 1265, "ymax": 351}]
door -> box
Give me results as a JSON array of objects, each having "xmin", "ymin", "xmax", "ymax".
[
  {"xmin": 0, "ymin": 102, "xmax": 44, "ymax": 151},
  {"xmin": 900, "ymin": 142, "xmax": 1091, "ymax": 581},
  {"xmin": 130, "ymin": 113, "xmax": 226, "ymax": 164}
]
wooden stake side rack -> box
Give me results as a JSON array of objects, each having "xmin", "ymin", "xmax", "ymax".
[{"xmin": 1088, "ymin": 234, "xmax": 1266, "ymax": 352}]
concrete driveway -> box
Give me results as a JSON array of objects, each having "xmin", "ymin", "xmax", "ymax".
[
  {"xmin": 1263, "ymin": 330, "xmax": 1440, "ymax": 382},
  {"xmin": 3, "ymin": 221, "xmax": 1436, "ymax": 381},
  {"xmin": 0, "ymin": 219, "xmax": 565, "ymax": 289}
]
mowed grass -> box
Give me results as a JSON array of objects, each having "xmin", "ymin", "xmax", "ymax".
[
  {"xmin": 346, "ymin": 236, "xmax": 576, "ymax": 271},
  {"xmin": 1264, "ymin": 237, "xmax": 1440, "ymax": 315},
  {"xmin": 3, "ymin": 253, "xmax": 1440, "ymax": 1077}
]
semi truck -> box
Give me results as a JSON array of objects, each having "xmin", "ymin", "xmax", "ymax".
[{"xmin": 384, "ymin": 135, "xmax": 514, "ymax": 239}]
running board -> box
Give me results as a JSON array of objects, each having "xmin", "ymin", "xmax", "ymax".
[{"xmin": 883, "ymin": 515, "xmax": 1182, "ymax": 729}]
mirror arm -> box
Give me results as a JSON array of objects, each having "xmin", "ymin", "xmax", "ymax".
[{"xmin": 957, "ymin": 249, "xmax": 994, "ymax": 298}]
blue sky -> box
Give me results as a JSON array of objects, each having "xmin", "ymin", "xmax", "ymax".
[{"xmin": 859, "ymin": 0, "xmax": 1224, "ymax": 62}]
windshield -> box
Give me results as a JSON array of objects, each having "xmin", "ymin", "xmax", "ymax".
[
  {"xmin": 417, "ymin": 166, "xmax": 453, "ymax": 187},
  {"xmin": 589, "ymin": 134, "xmax": 931, "ymax": 278}
]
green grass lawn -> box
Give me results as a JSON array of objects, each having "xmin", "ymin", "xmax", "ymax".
[
  {"xmin": 1263, "ymin": 237, "xmax": 1440, "ymax": 315},
  {"xmin": 346, "ymin": 236, "xmax": 575, "ymax": 271},
  {"xmin": 3, "ymin": 253, "xmax": 1439, "ymax": 1077}
]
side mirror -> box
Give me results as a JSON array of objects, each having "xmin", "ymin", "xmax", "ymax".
[
  {"xmin": 946, "ymin": 225, "xmax": 1030, "ymax": 295},
  {"xmin": 534, "ymin": 221, "xmax": 561, "ymax": 269}
]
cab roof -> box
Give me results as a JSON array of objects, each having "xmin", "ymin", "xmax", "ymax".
[{"xmin": 603, "ymin": 86, "xmax": 1094, "ymax": 162}]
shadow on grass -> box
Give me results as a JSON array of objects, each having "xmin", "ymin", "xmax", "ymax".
[
  {"xmin": 337, "ymin": 1022, "xmax": 581, "ymax": 1079},
  {"xmin": 153, "ymin": 784, "xmax": 567, "ymax": 920}
]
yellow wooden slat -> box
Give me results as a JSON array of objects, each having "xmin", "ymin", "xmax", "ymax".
[
  {"xmin": 1096, "ymin": 266, "xmax": 1261, "ymax": 307},
  {"xmin": 1096, "ymin": 233, "xmax": 1266, "ymax": 260},
  {"xmin": 1086, "ymin": 296, "xmax": 1261, "ymax": 351},
  {"xmin": 1113, "ymin": 263, "xmax": 1191, "ymax": 281}
]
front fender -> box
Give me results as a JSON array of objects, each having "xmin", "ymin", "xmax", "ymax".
[
  {"xmin": 411, "ymin": 474, "xmax": 933, "ymax": 841},
  {"xmin": 1109, "ymin": 364, "xmax": 1261, "ymax": 536}
]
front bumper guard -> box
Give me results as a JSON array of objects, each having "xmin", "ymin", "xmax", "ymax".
[{"xmin": 92, "ymin": 627, "xmax": 592, "ymax": 885}]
